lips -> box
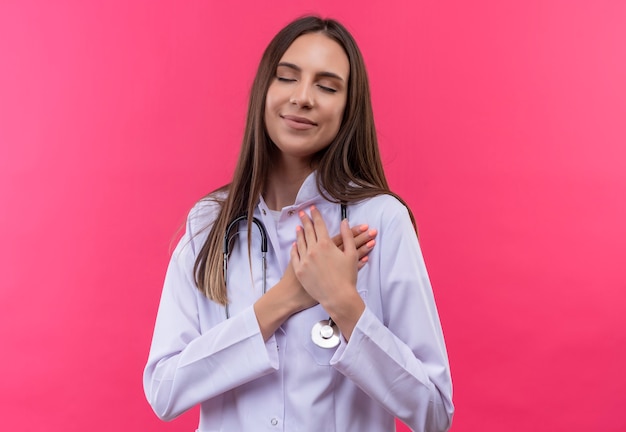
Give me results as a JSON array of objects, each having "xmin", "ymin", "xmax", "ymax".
[{"xmin": 281, "ymin": 114, "xmax": 317, "ymax": 129}]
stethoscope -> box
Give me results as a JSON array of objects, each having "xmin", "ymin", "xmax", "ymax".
[{"xmin": 223, "ymin": 204, "xmax": 347, "ymax": 349}]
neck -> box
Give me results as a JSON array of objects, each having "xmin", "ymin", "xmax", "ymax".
[{"xmin": 264, "ymin": 157, "xmax": 313, "ymax": 210}]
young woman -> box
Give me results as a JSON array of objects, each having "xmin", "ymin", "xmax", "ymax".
[{"xmin": 144, "ymin": 16, "xmax": 454, "ymax": 432}]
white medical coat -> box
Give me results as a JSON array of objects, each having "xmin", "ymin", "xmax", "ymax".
[{"xmin": 144, "ymin": 173, "xmax": 454, "ymax": 431}]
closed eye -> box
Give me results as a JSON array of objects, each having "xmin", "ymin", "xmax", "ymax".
[
  {"xmin": 277, "ymin": 76, "xmax": 296, "ymax": 82},
  {"xmin": 317, "ymin": 84, "xmax": 337, "ymax": 93}
]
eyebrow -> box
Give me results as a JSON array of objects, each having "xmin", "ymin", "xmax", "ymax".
[{"xmin": 277, "ymin": 62, "xmax": 345, "ymax": 82}]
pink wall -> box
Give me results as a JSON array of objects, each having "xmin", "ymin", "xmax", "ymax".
[{"xmin": 1, "ymin": 1, "xmax": 625, "ymax": 431}]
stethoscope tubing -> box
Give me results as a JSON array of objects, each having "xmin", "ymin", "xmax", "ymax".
[{"xmin": 223, "ymin": 215, "xmax": 268, "ymax": 320}]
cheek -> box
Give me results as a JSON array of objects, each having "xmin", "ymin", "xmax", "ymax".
[
  {"xmin": 266, "ymin": 80, "xmax": 287, "ymax": 105},
  {"xmin": 329, "ymin": 104, "xmax": 347, "ymax": 132}
]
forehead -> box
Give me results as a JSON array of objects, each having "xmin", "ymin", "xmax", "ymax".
[{"xmin": 279, "ymin": 33, "xmax": 350, "ymax": 80}]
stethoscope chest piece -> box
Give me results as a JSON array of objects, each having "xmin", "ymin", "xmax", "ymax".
[{"xmin": 311, "ymin": 319, "xmax": 341, "ymax": 348}]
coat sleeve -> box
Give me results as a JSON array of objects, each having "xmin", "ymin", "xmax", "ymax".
[
  {"xmin": 143, "ymin": 203, "xmax": 279, "ymax": 421},
  {"xmin": 330, "ymin": 201, "xmax": 454, "ymax": 432}
]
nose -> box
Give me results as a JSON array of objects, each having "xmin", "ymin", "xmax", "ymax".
[{"xmin": 289, "ymin": 81, "xmax": 314, "ymax": 108}]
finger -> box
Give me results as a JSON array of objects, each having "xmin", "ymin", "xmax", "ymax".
[
  {"xmin": 353, "ymin": 228, "xmax": 377, "ymax": 249},
  {"xmin": 294, "ymin": 225, "xmax": 307, "ymax": 257},
  {"xmin": 333, "ymin": 224, "xmax": 368, "ymax": 249},
  {"xmin": 357, "ymin": 255, "xmax": 369, "ymax": 270},
  {"xmin": 356, "ymin": 238, "xmax": 376, "ymax": 260},
  {"xmin": 298, "ymin": 210, "xmax": 317, "ymax": 244},
  {"xmin": 290, "ymin": 241, "xmax": 300, "ymax": 265},
  {"xmin": 309, "ymin": 206, "xmax": 330, "ymax": 240},
  {"xmin": 340, "ymin": 218, "xmax": 357, "ymax": 258}
]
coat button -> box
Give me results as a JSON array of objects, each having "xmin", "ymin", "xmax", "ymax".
[
  {"xmin": 271, "ymin": 418, "xmax": 278, "ymax": 426},
  {"xmin": 287, "ymin": 210, "xmax": 294, "ymax": 216}
]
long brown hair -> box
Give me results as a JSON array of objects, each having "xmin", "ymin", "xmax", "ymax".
[{"xmin": 194, "ymin": 16, "xmax": 415, "ymax": 304}]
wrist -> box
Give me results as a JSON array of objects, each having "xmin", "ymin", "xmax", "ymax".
[
  {"xmin": 266, "ymin": 279, "xmax": 302, "ymax": 318},
  {"xmin": 254, "ymin": 280, "xmax": 300, "ymax": 341},
  {"xmin": 320, "ymin": 289, "xmax": 364, "ymax": 341}
]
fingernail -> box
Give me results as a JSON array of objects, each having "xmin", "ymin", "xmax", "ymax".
[
  {"xmin": 360, "ymin": 256, "xmax": 369, "ymax": 263},
  {"xmin": 360, "ymin": 224, "xmax": 368, "ymax": 231},
  {"xmin": 299, "ymin": 211, "xmax": 305, "ymax": 217},
  {"xmin": 369, "ymin": 229, "xmax": 377, "ymax": 236},
  {"xmin": 310, "ymin": 205, "xmax": 316, "ymax": 211},
  {"xmin": 366, "ymin": 240, "xmax": 375, "ymax": 248},
  {"xmin": 296, "ymin": 226, "xmax": 301, "ymax": 232}
]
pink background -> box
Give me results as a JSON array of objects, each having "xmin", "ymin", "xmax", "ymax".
[{"xmin": 1, "ymin": 1, "xmax": 625, "ymax": 431}]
